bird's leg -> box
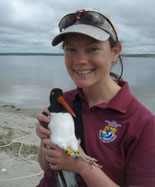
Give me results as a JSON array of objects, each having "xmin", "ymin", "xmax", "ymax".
[{"xmin": 64, "ymin": 149, "xmax": 102, "ymax": 168}]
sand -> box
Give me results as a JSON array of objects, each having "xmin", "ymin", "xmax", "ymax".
[
  {"xmin": 0, "ymin": 103, "xmax": 154, "ymax": 187},
  {"xmin": 0, "ymin": 105, "xmax": 44, "ymax": 187}
]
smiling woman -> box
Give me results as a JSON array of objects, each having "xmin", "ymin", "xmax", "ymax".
[
  {"xmin": 63, "ymin": 34, "xmax": 121, "ymax": 98},
  {"xmin": 35, "ymin": 8, "xmax": 155, "ymax": 187}
]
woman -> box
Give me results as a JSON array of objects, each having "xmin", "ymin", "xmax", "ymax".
[{"xmin": 36, "ymin": 8, "xmax": 155, "ymax": 187}]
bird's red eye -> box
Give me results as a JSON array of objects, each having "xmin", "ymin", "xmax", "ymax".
[{"xmin": 51, "ymin": 92, "xmax": 55, "ymax": 96}]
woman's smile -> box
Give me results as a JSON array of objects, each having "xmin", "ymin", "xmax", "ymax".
[{"xmin": 73, "ymin": 69, "xmax": 95, "ymax": 75}]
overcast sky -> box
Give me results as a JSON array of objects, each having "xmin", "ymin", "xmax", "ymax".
[{"xmin": 0, "ymin": 0, "xmax": 155, "ymax": 54}]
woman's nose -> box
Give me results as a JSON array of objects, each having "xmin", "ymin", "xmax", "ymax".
[{"xmin": 74, "ymin": 51, "xmax": 88, "ymax": 65}]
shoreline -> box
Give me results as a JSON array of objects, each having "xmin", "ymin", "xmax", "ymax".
[{"xmin": 0, "ymin": 105, "xmax": 43, "ymax": 187}]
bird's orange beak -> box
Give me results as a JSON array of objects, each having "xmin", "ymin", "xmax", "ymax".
[{"xmin": 57, "ymin": 96, "xmax": 76, "ymax": 118}]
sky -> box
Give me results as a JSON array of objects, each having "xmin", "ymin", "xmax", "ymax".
[{"xmin": 0, "ymin": 0, "xmax": 155, "ymax": 54}]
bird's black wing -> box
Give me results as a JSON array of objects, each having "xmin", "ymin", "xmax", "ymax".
[{"xmin": 56, "ymin": 171, "xmax": 67, "ymax": 187}]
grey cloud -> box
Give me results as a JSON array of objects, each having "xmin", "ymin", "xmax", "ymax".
[{"xmin": 0, "ymin": 0, "xmax": 155, "ymax": 53}]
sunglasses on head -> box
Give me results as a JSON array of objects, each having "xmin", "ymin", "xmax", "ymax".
[{"xmin": 58, "ymin": 10, "xmax": 118, "ymax": 41}]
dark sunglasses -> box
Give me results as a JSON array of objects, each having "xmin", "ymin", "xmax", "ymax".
[{"xmin": 58, "ymin": 10, "xmax": 118, "ymax": 41}]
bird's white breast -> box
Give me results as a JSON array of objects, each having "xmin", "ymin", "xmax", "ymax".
[{"xmin": 48, "ymin": 112, "xmax": 79, "ymax": 151}]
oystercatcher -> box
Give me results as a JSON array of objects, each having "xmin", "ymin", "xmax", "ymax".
[{"xmin": 41, "ymin": 88, "xmax": 100, "ymax": 187}]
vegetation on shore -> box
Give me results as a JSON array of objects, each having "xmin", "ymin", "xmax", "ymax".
[
  {"xmin": 0, "ymin": 52, "xmax": 155, "ymax": 57},
  {"xmin": 0, "ymin": 52, "xmax": 64, "ymax": 56},
  {"xmin": 121, "ymin": 54, "xmax": 155, "ymax": 58}
]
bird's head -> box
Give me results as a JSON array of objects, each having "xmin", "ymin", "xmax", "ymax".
[
  {"xmin": 49, "ymin": 88, "xmax": 76, "ymax": 118},
  {"xmin": 50, "ymin": 88, "xmax": 63, "ymax": 101}
]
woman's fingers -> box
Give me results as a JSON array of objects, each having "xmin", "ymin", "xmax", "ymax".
[
  {"xmin": 36, "ymin": 112, "xmax": 50, "ymax": 124},
  {"xmin": 36, "ymin": 123, "xmax": 51, "ymax": 139},
  {"xmin": 42, "ymin": 139, "xmax": 59, "ymax": 149},
  {"xmin": 42, "ymin": 108, "xmax": 50, "ymax": 115},
  {"xmin": 35, "ymin": 108, "xmax": 51, "ymax": 139}
]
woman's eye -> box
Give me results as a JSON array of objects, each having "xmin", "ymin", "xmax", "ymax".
[
  {"xmin": 89, "ymin": 48, "xmax": 99, "ymax": 52},
  {"xmin": 65, "ymin": 48, "xmax": 76, "ymax": 53}
]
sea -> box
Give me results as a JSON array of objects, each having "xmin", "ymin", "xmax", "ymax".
[{"xmin": 0, "ymin": 55, "xmax": 155, "ymax": 113}]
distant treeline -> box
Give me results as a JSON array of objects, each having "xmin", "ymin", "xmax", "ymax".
[
  {"xmin": 0, "ymin": 53, "xmax": 64, "ymax": 56},
  {"xmin": 0, "ymin": 53, "xmax": 155, "ymax": 57},
  {"xmin": 121, "ymin": 54, "xmax": 155, "ymax": 58}
]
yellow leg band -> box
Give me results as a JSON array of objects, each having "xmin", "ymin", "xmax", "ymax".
[
  {"xmin": 64, "ymin": 148, "xmax": 71, "ymax": 156},
  {"xmin": 74, "ymin": 151, "xmax": 80, "ymax": 155}
]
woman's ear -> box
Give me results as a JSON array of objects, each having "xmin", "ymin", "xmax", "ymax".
[{"xmin": 112, "ymin": 42, "xmax": 122, "ymax": 63}]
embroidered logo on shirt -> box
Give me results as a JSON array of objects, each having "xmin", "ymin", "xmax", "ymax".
[{"xmin": 99, "ymin": 120, "xmax": 121, "ymax": 143}]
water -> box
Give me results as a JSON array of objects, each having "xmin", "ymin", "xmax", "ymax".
[
  {"xmin": 0, "ymin": 55, "xmax": 154, "ymax": 113},
  {"xmin": 121, "ymin": 57, "xmax": 155, "ymax": 113},
  {"xmin": 0, "ymin": 56, "xmax": 75, "ymax": 109}
]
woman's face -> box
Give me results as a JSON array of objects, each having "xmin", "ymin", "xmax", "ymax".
[{"xmin": 64, "ymin": 33, "xmax": 121, "ymax": 89}]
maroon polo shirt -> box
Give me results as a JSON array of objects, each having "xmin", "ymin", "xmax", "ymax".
[{"xmin": 37, "ymin": 81, "xmax": 155, "ymax": 187}]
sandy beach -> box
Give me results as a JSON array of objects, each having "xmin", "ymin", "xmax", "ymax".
[
  {"xmin": 0, "ymin": 105, "xmax": 44, "ymax": 187},
  {"xmin": 0, "ymin": 102, "xmax": 154, "ymax": 187}
]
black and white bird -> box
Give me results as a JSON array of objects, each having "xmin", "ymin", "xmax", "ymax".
[{"xmin": 41, "ymin": 88, "xmax": 100, "ymax": 187}]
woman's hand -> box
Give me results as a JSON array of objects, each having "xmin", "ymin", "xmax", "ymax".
[
  {"xmin": 36, "ymin": 108, "xmax": 51, "ymax": 139},
  {"xmin": 42, "ymin": 138, "xmax": 86, "ymax": 174},
  {"xmin": 35, "ymin": 108, "xmax": 51, "ymax": 171}
]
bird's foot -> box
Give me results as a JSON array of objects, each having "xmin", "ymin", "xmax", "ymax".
[
  {"xmin": 64, "ymin": 149, "xmax": 102, "ymax": 168},
  {"xmin": 74, "ymin": 153, "xmax": 102, "ymax": 168}
]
